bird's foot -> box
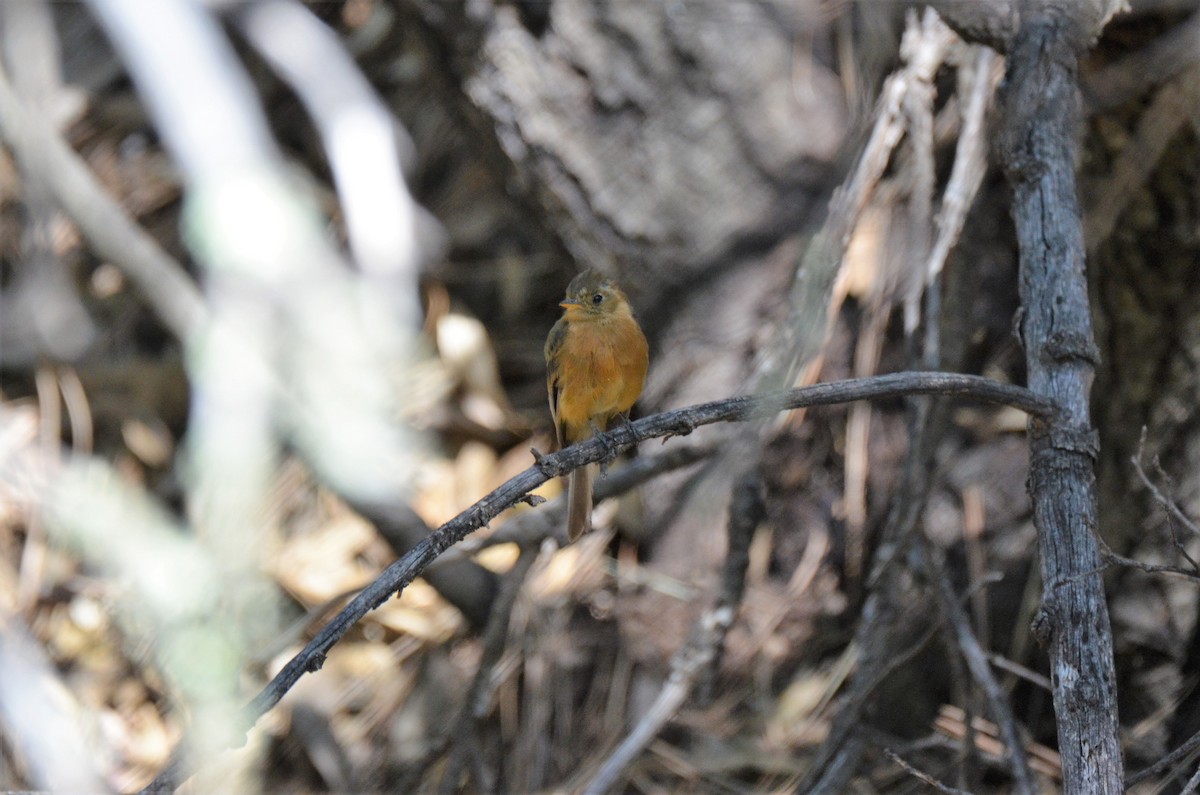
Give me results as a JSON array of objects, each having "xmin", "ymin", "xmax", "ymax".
[
  {"xmin": 619, "ymin": 412, "xmax": 644, "ymax": 444},
  {"xmin": 590, "ymin": 420, "xmax": 619, "ymax": 477}
]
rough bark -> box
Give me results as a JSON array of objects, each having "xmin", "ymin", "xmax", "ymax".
[
  {"xmin": 997, "ymin": 16, "xmax": 1125, "ymax": 793},
  {"xmin": 423, "ymin": 0, "xmax": 843, "ymax": 293}
]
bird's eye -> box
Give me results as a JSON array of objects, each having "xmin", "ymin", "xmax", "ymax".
[{"xmin": 591, "ymin": 293, "xmax": 604, "ymax": 305}]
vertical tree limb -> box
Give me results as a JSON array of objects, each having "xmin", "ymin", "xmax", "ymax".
[{"xmin": 996, "ymin": 14, "xmax": 1124, "ymax": 794}]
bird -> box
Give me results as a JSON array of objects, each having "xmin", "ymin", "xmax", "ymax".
[{"xmin": 545, "ymin": 269, "xmax": 649, "ymax": 541}]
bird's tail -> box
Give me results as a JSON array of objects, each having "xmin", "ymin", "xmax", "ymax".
[{"xmin": 566, "ymin": 464, "xmax": 593, "ymax": 541}]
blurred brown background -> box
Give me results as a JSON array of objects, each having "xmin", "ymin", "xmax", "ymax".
[{"xmin": 1, "ymin": 0, "xmax": 1200, "ymax": 792}]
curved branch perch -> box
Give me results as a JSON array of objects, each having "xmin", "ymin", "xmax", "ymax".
[{"xmin": 241, "ymin": 371, "xmax": 1055, "ymax": 730}]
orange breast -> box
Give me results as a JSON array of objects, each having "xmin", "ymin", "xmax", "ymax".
[{"xmin": 555, "ymin": 314, "xmax": 648, "ymax": 441}]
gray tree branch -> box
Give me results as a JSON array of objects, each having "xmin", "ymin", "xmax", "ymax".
[
  {"xmin": 997, "ymin": 13, "xmax": 1125, "ymax": 793},
  {"xmin": 243, "ymin": 372, "xmax": 1054, "ymax": 742}
]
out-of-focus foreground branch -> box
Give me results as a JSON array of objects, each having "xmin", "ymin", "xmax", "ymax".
[{"xmin": 3, "ymin": 0, "xmax": 432, "ymax": 784}]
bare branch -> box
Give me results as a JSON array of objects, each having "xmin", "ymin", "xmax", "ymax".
[
  {"xmin": 1133, "ymin": 431, "xmax": 1200, "ymax": 543},
  {"xmin": 243, "ymin": 372, "xmax": 1054, "ymax": 737},
  {"xmin": 997, "ymin": 14, "xmax": 1124, "ymax": 792},
  {"xmin": 927, "ymin": 545, "xmax": 1038, "ymax": 794},
  {"xmin": 1127, "ymin": 725, "xmax": 1200, "ymax": 786},
  {"xmin": 883, "ymin": 748, "xmax": 977, "ymax": 795}
]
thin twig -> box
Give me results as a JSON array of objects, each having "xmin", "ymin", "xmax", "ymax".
[
  {"xmin": 1077, "ymin": 457, "xmax": 1200, "ymax": 582},
  {"xmin": 1127, "ymin": 725, "xmax": 1200, "ymax": 786},
  {"xmin": 699, "ymin": 472, "xmax": 764, "ymax": 703},
  {"xmin": 985, "ymin": 653, "xmax": 1052, "ymax": 692},
  {"xmin": 1098, "ymin": 543, "xmax": 1200, "ymax": 583},
  {"xmin": 924, "ymin": 544, "xmax": 1038, "ymax": 794},
  {"xmin": 884, "ymin": 748, "xmax": 977, "ymax": 795},
  {"xmin": 1133, "ymin": 430, "xmax": 1200, "ymax": 542}
]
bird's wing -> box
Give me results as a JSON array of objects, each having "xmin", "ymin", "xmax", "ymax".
[{"xmin": 544, "ymin": 318, "xmax": 569, "ymax": 448}]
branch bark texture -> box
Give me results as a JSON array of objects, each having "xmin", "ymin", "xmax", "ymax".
[
  {"xmin": 997, "ymin": 16, "xmax": 1123, "ymax": 793},
  {"xmin": 242, "ymin": 372, "xmax": 1053, "ymax": 733}
]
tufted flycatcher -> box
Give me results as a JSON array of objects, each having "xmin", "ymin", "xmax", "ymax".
[{"xmin": 545, "ymin": 269, "xmax": 649, "ymax": 541}]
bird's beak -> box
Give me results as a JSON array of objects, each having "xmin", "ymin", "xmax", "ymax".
[{"xmin": 559, "ymin": 299, "xmax": 581, "ymax": 308}]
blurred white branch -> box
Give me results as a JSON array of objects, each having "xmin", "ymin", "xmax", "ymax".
[
  {"xmin": 0, "ymin": 612, "xmax": 107, "ymax": 791},
  {"xmin": 15, "ymin": 0, "xmax": 441, "ymax": 781},
  {"xmin": 0, "ymin": 46, "xmax": 206, "ymax": 343},
  {"xmin": 227, "ymin": 0, "xmax": 422, "ymax": 296}
]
